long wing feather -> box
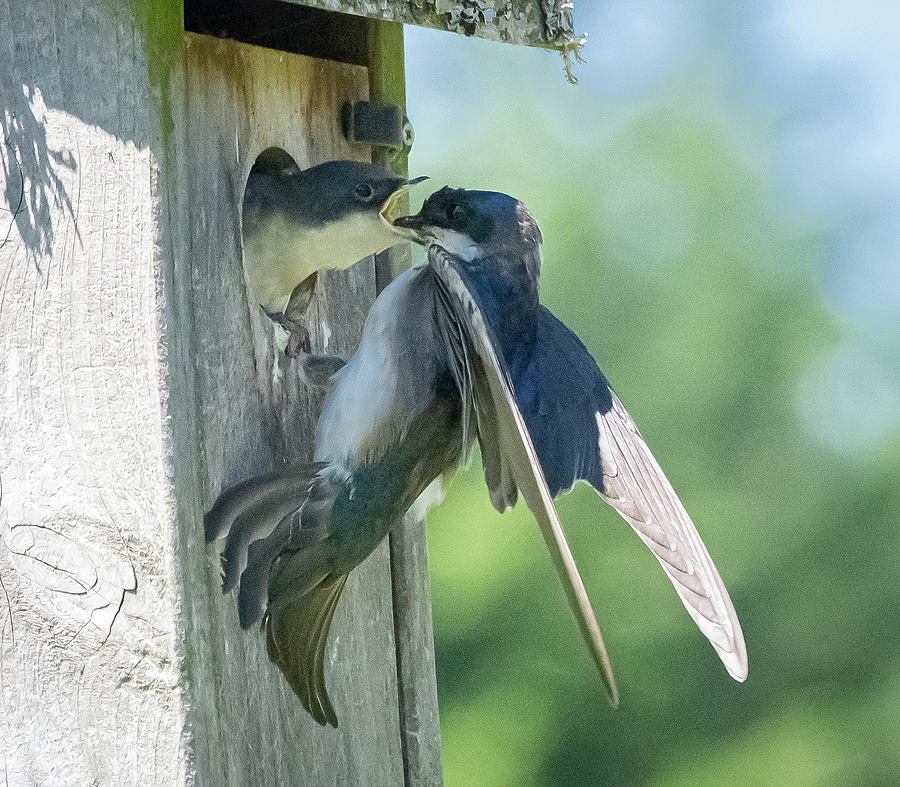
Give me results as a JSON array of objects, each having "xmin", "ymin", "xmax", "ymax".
[
  {"xmin": 512, "ymin": 306, "xmax": 747, "ymax": 681},
  {"xmin": 428, "ymin": 246, "xmax": 619, "ymax": 707},
  {"xmin": 596, "ymin": 392, "xmax": 748, "ymax": 680}
]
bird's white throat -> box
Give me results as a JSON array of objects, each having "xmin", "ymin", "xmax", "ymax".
[
  {"xmin": 428, "ymin": 227, "xmax": 483, "ymax": 262},
  {"xmin": 244, "ymin": 211, "xmax": 399, "ymax": 314}
]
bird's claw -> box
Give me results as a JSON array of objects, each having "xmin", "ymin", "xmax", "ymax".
[
  {"xmin": 281, "ymin": 272, "xmax": 317, "ymax": 357},
  {"xmin": 264, "ymin": 309, "xmax": 312, "ymax": 358},
  {"xmin": 284, "ymin": 322, "xmax": 311, "ymax": 358}
]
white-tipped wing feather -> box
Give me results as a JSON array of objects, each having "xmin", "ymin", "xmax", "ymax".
[{"xmin": 595, "ymin": 392, "xmax": 748, "ymax": 680}]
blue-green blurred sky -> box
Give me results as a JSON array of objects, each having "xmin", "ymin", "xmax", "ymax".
[{"xmin": 404, "ymin": 3, "xmax": 900, "ymax": 784}]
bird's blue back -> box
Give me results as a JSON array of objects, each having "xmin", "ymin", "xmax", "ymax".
[
  {"xmin": 410, "ymin": 185, "xmax": 614, "ymax": 499},
  {"xmin": 505, "ymin": 306, "xmax": 613, "ymax": 497}
]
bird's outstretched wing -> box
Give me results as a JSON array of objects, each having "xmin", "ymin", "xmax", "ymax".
[
  {"xmin": 516, "ymin": 307, "xmax": 748, "ymax": 681},
  {"xmin": 428, "ymin": 245, "xmax": 619, "ymax": 707}
]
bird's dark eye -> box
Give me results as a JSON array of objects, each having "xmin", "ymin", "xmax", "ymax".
[
  {"xmin": 354, "ymin": 183, "xmax": 375, "ymax": 201},
  {"xmin": 447, "ymin": 204, "xmax": 465, "ymax": 223}
]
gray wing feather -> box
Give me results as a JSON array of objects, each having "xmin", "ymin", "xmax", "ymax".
[
  {"xmin": 204, "ymin": 461, "xmax": 315, "ymax": 543},
  {"xmin": 429, "ymin": 246, "xmax": 619, "ymax": 707},
  {"xmin": 596, "ymin": 392, "xmax": 748, "ymax": 680},
  {"xmin": 430, "ymin": 265, "xmax": 517, "ymax": 511},
  {"xmin": 205, "ymin": 462, "xmax": 329, "ymax": 630}
]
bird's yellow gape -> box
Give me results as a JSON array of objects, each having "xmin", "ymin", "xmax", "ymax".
[{"xmin": 380, "ymin": 175, "xmax": 429, "ymax": 228}]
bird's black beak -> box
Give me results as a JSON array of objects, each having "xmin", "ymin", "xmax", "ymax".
[
  {"xmin": 391, "ymin": 213, "xmax": 424, "ymax": 230},
  {"xmin": 391, "ymin": 212, "xmax": 427, "ymax": 243}
]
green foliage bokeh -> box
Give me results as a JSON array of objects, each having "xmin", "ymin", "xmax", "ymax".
[{"xmin": 407, "ymin": 16, "xmax": 900, "ymax": 786}]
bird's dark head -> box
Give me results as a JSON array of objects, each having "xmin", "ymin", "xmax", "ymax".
[
  {"xmin": 250, "ymin": 160, "xmax": 425, "ymax": 230},
  {"xmin": 393, "ymin": 187, "xmax": 542, "ymax": 259},
  {"xmin": 296, "ymin": 160, "xmax": 423, "ymax": 227},
  {"xmin": 395, "ymin": 187, "xmax": 543, "ymax": 346},
  {"xmin": 242, "ymin": 160, "xmax": 428, "ymax": 311}
]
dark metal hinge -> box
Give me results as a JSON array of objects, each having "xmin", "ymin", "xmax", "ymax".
[{"xmin": 342, "ymin": 101, "xmax": 414, "ymax": 152}]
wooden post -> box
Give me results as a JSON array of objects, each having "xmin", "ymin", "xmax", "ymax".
[
  {"xmin": 368, "ymin": 19, "xmax": 444, "ymax": 787},
  {"xmin": 0, "ymin": 2, "xmax": 440, "ymax": 783}
]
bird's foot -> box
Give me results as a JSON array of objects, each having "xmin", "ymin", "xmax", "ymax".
[
  {"xmin": 264, "ymin": 310, "xmax": 311, "ymax": 358},
  {"xmin": 298, "ymin": 354, "xmax": 347, "ymax": 389},
  {"xmin": 281, "ymin": 272, "xmax": 318, "ymax": 357},
  {"xmin": 283, "ymin": 321, "xmax": 311, "ymax": 358}
]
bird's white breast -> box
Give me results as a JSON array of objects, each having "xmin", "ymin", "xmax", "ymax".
[
  {"xmin": 428, "ymin": 228, "xmax": 483, "ymax": 262},
  {"xmin": 243, "ymin": 212, "xmax": 398, "ymax": 314},
  {"xmin": 314, "ymin": 267, "xmax": 419, "ymax": 466}
]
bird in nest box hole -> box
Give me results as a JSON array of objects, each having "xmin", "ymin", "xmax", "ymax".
[{"xmin": 241, "ymin": 158, "xmax": 426, "ymax": 356}]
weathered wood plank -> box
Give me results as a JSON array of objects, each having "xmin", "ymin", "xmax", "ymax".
[
  {"xmin": 1, "ymin": 1, "xmax": 441, "ymax": 781},
  {"xmin": 165, "ymin": 34, "xmax": 406, "ymax": 784},
  {"xmin": 367, "ymin": 19, "xmax": 444, "ymax": 787},
  {"xmin": 0, "ymin": 1, "xmax": 186, "ymax": 783}
]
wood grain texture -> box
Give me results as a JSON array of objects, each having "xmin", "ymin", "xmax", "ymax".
[
  {"xmin": 165, "ymin": 34, "xmax": 406, "ymax": 785},
  {"xmin": 0, "ymin": 1, "xmax": 185, "ymax": 783},
  {"xmin": 368, "ymin": 19, "xmax": 444, "ymax": 787},
  {"xmin": 1, "ymin": 4, "xmax": 441, "ymax": 782}
]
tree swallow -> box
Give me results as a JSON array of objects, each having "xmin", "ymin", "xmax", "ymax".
[
  {"xmin": 206, "ymin": 186, "xmax": 748, "ymax": 726},
  {"xmin": 242, "ymin": 158, "xmax": 425, "ymax": 355}
]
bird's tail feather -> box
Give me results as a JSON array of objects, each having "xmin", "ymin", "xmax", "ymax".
[
  {"xmin": 238, "ymin": 521, "xmax": 331, "ymax": 629},
  {"xmin": 208, "ymin": 464, "xmax": 372, "ymax": 726},
  {"xmin": 237, "ymin": 520, "xmax": 289, "ymax": 629},
  {"xmin": 204, "ymin": 461, "xmax": 323, "ymax": 543},
  {"xmin": 205, "ymin": 462, "xmax": 326, "ymax": 616},
  {"xmin": 265, "ymin": 573, "xmax": 349, "ymax": 727},
  {"xmin": 219, "ymin": 477, "xmax": 320, "ymax": 596}
]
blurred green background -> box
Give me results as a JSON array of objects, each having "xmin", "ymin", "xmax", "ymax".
[{"xmin": 405, "ymin": 3, "xmax": 900, "ymax": 785}]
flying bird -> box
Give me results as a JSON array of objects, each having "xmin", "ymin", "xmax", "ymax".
[
  {"xmin": 206, "ymin": 186, "xmax": 748, "ymax": 726},
  {"xmin": 242, "ymin": 158, "xmax": 425, "ymax": 355}
]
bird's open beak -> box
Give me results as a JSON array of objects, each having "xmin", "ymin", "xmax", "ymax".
[
  {"xmin": 391, "ymin": 212, "xmax": 427, "ymax": 243},
  {"xmin": 380, "ymin": 175, "xmax": 429, "ymax": 227}
]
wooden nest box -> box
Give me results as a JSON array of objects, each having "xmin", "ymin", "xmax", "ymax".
[{"xmin": 0, "ymin": 1, "xmax": 580, "ymax": 783}]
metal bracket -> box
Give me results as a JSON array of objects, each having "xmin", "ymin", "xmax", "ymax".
[{"xmin": 342, "ymin": 101, "xmax": 414, "ymax": 152}]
